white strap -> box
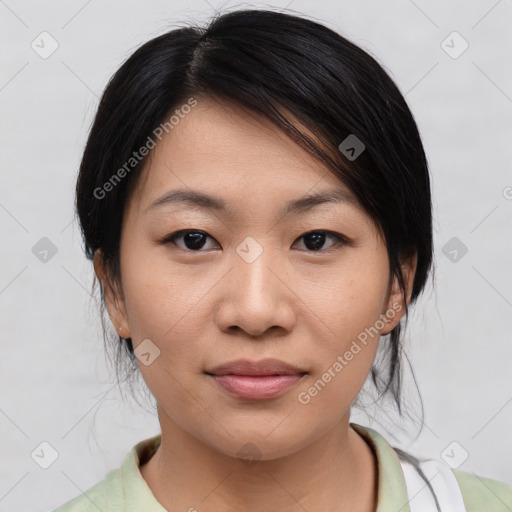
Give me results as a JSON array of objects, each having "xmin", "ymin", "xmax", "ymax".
[{"xmin": 400, "ymin": 457, "xmax": 468, "ymax": 512}]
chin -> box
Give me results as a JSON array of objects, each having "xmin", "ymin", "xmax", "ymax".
[{"xmin": 198, "ymin": 420, "xmax": 319, "ymax": 463}]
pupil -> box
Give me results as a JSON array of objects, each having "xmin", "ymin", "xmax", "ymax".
[
  {"xmin": 185, "ymin": 232, "xmax": 206, "ymax": 250},
  {"xmin": 305, "ymin": 232, "xmax": 325, "ymax": 251}
]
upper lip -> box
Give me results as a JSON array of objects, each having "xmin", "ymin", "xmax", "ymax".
[{"xmin": 206, "ymin": 358, "xmax": 307, "ymax": 376}]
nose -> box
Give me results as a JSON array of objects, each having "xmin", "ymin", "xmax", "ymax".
[{"xmin": 215, "ymin": 241, "xmax": 297, "ymax": 338}]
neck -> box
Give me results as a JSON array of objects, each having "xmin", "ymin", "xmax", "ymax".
[{"xmin": 140, "ymin": 412, "xmax": 378, "ymax": 512}]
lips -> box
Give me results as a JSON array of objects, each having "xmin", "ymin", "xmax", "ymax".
[
  {"xmin": 205, "ymin": 358, "xmax": 307, "ymax": 400},
  {"xmin": 206, "ymin": 358, "xmax": 307, "ymax": 377}
]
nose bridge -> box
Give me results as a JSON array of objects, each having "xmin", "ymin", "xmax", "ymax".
[
  {"xmin": 228, "ymin": 236, "xmax": 289, "ymax": 326},
  {"xmin": 217, "ymin": 234, "xmax": 294, "ymax": 336},
  {"xmin": 233, "ymin": 235, "xmax": 276, "ymax": 300}
]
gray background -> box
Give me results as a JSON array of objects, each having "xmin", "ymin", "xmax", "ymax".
[{"xmin": 1, "ymin": 0, "xmax": 511, "ymax": 510}]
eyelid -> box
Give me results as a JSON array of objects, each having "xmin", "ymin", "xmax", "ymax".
[{"xmin": 158, "ymin": 229, "xmax": 219, "ymax": 249}]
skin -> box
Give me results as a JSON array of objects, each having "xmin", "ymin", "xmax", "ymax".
[{"xmin": 94, "ymin": 96, "xmax": 416, "ymax": 512}]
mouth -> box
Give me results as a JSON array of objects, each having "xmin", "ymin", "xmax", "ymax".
[
  {"xmin": 206, "ymin": 357, "xmax": 307, "ymax": 376},
  {"xmin": 205, "ymin": 358, "xmax": 307, "ymax": 400}
]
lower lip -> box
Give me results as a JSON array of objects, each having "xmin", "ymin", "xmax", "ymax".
[{"xmin": 209, "ymin": 374, "xmax": 305, "ymax": 400}]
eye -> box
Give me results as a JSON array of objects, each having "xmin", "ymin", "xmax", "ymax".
[
  {"xmin": 159, "ymin": 229, "xmax": 349, "ymax": 253},
  {"xmin": 159, "ymin": 229, "xmax": 219, "ymax": 251},
  {"xmin": 293, "ymin": 230, "xmax": 349, "ymax": 252}
]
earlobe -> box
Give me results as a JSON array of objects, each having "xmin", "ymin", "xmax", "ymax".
[
  {"xmin": 380, "ymin": 252, "xmax": 418, "ymax": 336},
  {"xmin": 93, "ymin": 249, "xmax": 130, "ymax": 338},
  {"xmin": 380, "ymin": 276, "xmax": 404, "ymax": 336}
]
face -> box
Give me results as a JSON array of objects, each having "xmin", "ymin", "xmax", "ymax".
[{"xmin": 95, "ymin": 96, "xmax": 415, "ymax": 461}]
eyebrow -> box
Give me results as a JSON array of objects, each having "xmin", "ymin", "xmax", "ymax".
[{"xmin": 145, "ymin": 187, "xmax": 358, "ymax": 217}]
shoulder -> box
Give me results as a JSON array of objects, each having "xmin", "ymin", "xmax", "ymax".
[
  {"xmin": 51, "ymin": 466, "xmax": 122, "ymax": 512},
  {"xmin": 453, "ymin": 468, "xmax": 512, "ymax": 512},
  {"xmin": 51, "ymin": 434, "xmax": 162, "ymax": 512}
]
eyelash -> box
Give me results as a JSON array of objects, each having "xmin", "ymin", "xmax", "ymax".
[{"xmin": 158, "ymin": 229, "xmax": 350, "ymax": 253}]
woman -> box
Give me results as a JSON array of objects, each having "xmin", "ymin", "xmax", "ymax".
[{"xmin": 54, "ymin": 8, "xmax": 512, "ymax": 512}]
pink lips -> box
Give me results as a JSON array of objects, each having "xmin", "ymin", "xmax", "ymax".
[{"xmin": 206, "ymin": 358, "xmax": 307, "ymax": 400}]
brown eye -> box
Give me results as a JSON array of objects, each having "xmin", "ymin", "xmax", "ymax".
[
  {"xmin": 159, "ymin": 229, "xmax": 349, "ymax": 253},
  {"xmin": 293, "ymin": 230, "xmax": 348, "ymax": 252},
  {"xmin": 160, "ymin": 230, "xmax": 219, "ymax": 251}
]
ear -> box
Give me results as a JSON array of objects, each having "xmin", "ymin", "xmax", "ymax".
[
  {"xmin": 93, "ymin": 249, "xmax": 131, "ymax": 339},
  {"xmin": 380, "ymin": 251, "xmax": 418, "ymax": 336}
]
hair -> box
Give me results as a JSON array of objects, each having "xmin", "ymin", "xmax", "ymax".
[{"xmin": 75, "ymin": 8, "xmax": 437, "ymax": 509}]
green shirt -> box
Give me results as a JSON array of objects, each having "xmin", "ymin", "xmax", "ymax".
[{"xmin": 53, "ymin": 422, "xmax": 512, "ymax": 512}]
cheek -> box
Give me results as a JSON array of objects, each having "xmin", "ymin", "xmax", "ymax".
[
  {"xmin": 119, "ymin": 242, "xmax": 218, "ymax": 390},
  {"xmin": 120, "ymin": 252, "xmax": 209, "ymax": 415},
  {"xmin": 294, "ymin": 284, "xmax": 383, "ymax": 418},
  {"xmin": 120, "ymin": 242, "xmax": 207, "ymax": 341},
  {"xmin": 295, "ymin": 258, "xmax": 388, "ymax": 400},
  {"xmin": 301, "ymin": 258, "xmax": 389, "ymax": 347},
  {"xmin": 327, "ymin": 285, "xmax": 386, "ymax": 348}
]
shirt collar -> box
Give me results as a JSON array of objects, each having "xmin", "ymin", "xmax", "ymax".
[
  {"xmin": 121, "ymin": 423, "xmax": 410, "ymax": 512},
  {"xmin": 351, "ymin": 422, "xmax": 411, "ymax": 512},
  {"xmin": 121, "ymin": 433, "xmax": 166, "ymax": 512}
]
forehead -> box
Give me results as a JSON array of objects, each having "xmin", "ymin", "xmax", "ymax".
[{"xmin": 127, "ymin": 96, "xmax": 360, "ymax": 216}]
